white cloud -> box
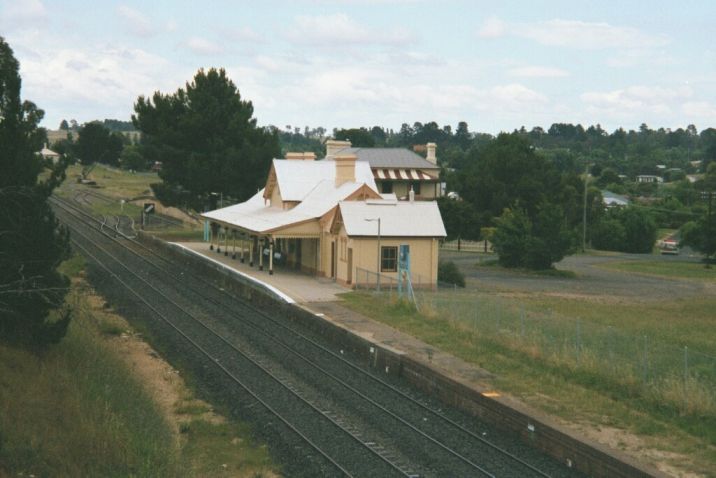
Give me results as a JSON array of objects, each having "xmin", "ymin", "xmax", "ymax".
[
  {"xmin": 508, "ymin": 66, "xmax": 569, "ymax": 78},
  {"xmin": 184, "ymin": 36, "xmax": 222, "ymax": 55},
  {"xmin": 478, "ymin": 17, "xmax": 668, "ymax": 51},
  {"xmin": 286, "ymin": 13, "xmax": 413, "ymax": 46},
  {"xmin": 223, "ymin": 26, "xmax": 264, "ymax": 43},
  {"xmin": 521, "ymin": 19, "xmax": 668, "ymax": 50},
  {"xmin": 477, "ymin": 16, "xmax": 506, "ymax": 39},
  {"xmin": 606, "ymin": 48, "xmax": 675, "ymax": 68},
  {"xmin": 0, "ymin": 0, "xmax": 47, "ymax": 25},
  {"xmin": 682, "ymin": 101, "xmax": 716, "ymax": 118},
  {"xmin": 488, "ymin": 83, "xmax": 548, "ymax": 106},
  {"xmin": 581, "ymin": 85, "xmax": 692, "ymax": 117},
  {"xmin": 117, "ymin": 5, "xmax": 154, "ymax": 38},
  {"xmin": 18, "ymin": 45, "xmax": 184, "ymax": 126}
]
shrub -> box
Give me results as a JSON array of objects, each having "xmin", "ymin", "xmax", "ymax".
[
  {"xmin": 492, "ymin": 204, "xmax": 574, "ymax": 270},
  {"xmin": 591, "ymin": 206, "xmax": 657, "ymax": 253},
  {"xmin": 438, "ymin": 261, "xmax": 465, "ymax": 287}
]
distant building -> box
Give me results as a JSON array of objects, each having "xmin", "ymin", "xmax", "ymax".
[
  {"xmin": 602, "ymin": 190, "xmax": 630, "ymax": 208},
  {"xmin": 324, "ymin": 139, "xmax": 443, "ymax": 200},
  {"xmin": 686, "ymin": 174, "xmax": 701, "ymax": 183},
  {"xmin": 39, "ymin": 146, "xmax": 60, "ymax": 164},
  {"xmin": 636, "ymin": 175, "xmax": 663, "ymax": 183}
]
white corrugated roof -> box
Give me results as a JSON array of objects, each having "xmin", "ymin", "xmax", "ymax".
[
  {"xmin": 339, "ymin": 200, "xmax": 446, "ymax": 237},
  {"xmin": 40, "ymin": 147, "xmax": 59, "ymax": 156},
  {"xmin": 274, "ymin": 159, "xmax": 376, "ymax": 201},
  {"xmin": 202, "ymin": 180, "xmax": 376, "ymax": 234}
]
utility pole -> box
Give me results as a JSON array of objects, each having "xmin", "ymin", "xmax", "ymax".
[
  {"xmin": 582, "ymin": 162, "xmax": 589, "ymax": 252},
  {"xmin": 365, "ymin": 218, "xmax": 381, "ymax": 291}
]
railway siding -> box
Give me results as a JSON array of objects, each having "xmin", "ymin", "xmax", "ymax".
[{"xmin": 135, "ymin": 230, "xmax": 667, "ymax": 478}]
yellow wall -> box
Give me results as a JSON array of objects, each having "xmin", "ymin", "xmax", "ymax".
[
  {"xmin": 330, "ymin": 225, "xmax": 438, "ymax": 287},
  {"xmin": 381, "ymin": 181, "xmax": 440, "ymax": 200},
  {"xmin": 270, "ymin": 184, "xmax": 283, "ymax": 208}
]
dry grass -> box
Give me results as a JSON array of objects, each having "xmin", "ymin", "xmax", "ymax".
[{"xmin": 0, "ymin": 256, "xmax": 279, "ymax": 477}]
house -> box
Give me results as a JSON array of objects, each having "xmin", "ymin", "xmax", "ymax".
[
  {"xmin": 39, "ymin": 146, "xmax": 60, "ymax": 164},
  {"xmin": 325, "ymin": 139, "xmax": 442, "ymax": 200},
  {"xmin": 636, "ymin": 175, "xmax": 663, "ymax": 183},
  {"xmin": 602, "ymin": 190, "xmax": 630, "ymax": 208},
  {"xmin": 201, "ymin": 153, "xmax": 446, "ymax": 287}
]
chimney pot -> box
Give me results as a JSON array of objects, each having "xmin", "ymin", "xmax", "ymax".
[{"xmin": 326, "ymin": 139, "xmax": 352, "ymax": 158}]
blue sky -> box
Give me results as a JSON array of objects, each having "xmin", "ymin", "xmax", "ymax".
[{"xmin": 2, "ymin": 0, "xmax": 714, "ymax": 134}]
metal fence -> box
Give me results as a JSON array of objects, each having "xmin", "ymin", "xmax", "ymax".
[
  {"xmin": 440, "ymin": 239, "xmax": 492, "ymax": 253},
  {"xmin": 354, "ymin": 276, "xmax": 716, "ymax": 416}
]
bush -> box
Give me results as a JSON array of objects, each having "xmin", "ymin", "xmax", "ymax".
[
  {"xmin": 438, "ymin": 261, "xmax": 465, "ymax": 287},
  {"xmin": 591, "ymin": 218, "xmax": 626, "ymax": 251},
  {"xmin": 492, "ymin": 204, "xmax": 574, "ymax": 270},
  {"xmin": 591, "ymin": 206, "xmax": 657, "ymax": 253}
]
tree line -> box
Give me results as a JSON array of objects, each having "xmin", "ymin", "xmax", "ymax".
[{"xmin": 55, "ymin": 68, "xmax": 716, "ymax": 268}]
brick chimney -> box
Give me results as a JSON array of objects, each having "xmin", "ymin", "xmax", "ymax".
[
  {"xmin": 426, "ymin": 142, "xmax": 437, "ymax": 164},
  {"xmin": 325, "ymin": 139, "xmax": 352, "ymax": 158},
  {"xmin": 334, "ymin": 154, "xmax": 357, "ymax": 186}
]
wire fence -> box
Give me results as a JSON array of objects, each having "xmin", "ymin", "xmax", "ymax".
[{"xmin": 354, "ymin": 269, "xmax": 715, "ymax": 417}]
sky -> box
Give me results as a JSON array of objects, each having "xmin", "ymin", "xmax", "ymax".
[{"xmin": 1, "ymin": 0, "xmax": 715, "ymax": 135}]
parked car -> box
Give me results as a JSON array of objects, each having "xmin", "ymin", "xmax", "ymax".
[{"xmin": 660, "ymin": 240, "xmax": 679, "ymax": 255}]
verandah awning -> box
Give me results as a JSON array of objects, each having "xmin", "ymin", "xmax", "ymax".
[{"xmin": 373, "ymin": 168, "xmax": 437, "ymax": 181}]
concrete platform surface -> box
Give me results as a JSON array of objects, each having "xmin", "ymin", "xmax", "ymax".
[{"xmin": 173, "ymin": 241, "xmax": 349, "ymax": 303}]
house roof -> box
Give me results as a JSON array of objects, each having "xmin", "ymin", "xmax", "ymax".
[
  {"xmin": 203, "ymin": 180, "xmax": 376, "ymax": 234},
  {"xmin": 272, "ymin": 158, "xmax": 376, "ymax": 201},
  {"xmin": 602, "ymin": 190, "xmax": 630, "ymax": 206},
  {"xmin": 203, "ymin": 157, "xmax": 381, "ymax": 234},
  {"xmin": 40, "ymin": 147, "xmax": 60, "ymax": 157},
  {"xmin": 338, "ymin": 200, "xmax": 446, "ymax": 237},
  {"xmin": 331, "ymin": 147, "xmax": 439, "ymax": 170}
]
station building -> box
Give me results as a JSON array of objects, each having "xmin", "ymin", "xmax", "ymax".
[{"xmin": 201, "ymin": 147, "xmax": 446, "ymax": 287}]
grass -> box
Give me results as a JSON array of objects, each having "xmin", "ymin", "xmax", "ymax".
[
  {"xmin": 179, "ymin": 420, "xmax": 275, "ymax": 477},
  {"xmin": 67, "ymin": 163, "xmax": 159, "ymax": 200},
  {"xmin": 340, "ymin": 291, "xmax": 716, "ymax": 476},
  {"xmin": 0, "ymin": 256, "xmax": 278, "ymax": 477},
  {"xmin": 599, "ymin": 260, "xmax": 716, "ymax": 282},
  {"xmin": 0, "ymin": 300, "xmax": 178, "ymax": 477}
]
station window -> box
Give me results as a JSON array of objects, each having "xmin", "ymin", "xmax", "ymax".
[
  {"xmin": 381, "ymin": 181, "xmax": 393, "ymax": 194},
  {"xmin": 381, "ymin": 246, "xmax": 398, "ymax": 272},
  {"xmin": 410, "ymin": 181, "xmax": 421, "ymax": 195}
]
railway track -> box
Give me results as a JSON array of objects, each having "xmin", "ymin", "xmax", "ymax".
[{"xmin": 52, "ymin": 195, "xmax": 583, "ymax": 478}]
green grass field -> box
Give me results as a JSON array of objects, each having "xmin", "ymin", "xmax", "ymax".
[
  {"xmin": 70, "ymin": 163, "xmax": 159, "ymax": 199},
  {"xmin": 599, "ymin": 260, "xmax": 716, "ymax": 282}
]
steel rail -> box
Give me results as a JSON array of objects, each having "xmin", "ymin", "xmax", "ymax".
[
  {"xmin": 53, "ymin": 195, "xmax": 552, "ymax": 477},
  {"xmin": 57, "ymin": 203, "xmax": 414, "ymax": 478},
  {"xmin": 53, "ymin": 195, "xmax": 553, "ymax": 477}
]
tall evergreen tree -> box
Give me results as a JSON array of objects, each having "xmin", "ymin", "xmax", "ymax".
[
  {"xmin": 0, "ymin": 37, "xmax": 71, "ymax": 346},
  {"xmin": 133, "ymin": 68, "xmax": 280, "ymax": 209}
]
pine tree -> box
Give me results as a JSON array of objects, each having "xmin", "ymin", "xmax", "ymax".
[
  {"xmin": 0, "ymin": 36, "xmax": 71, "ymax": 346},
  {"xmin": 132, "ymin": 68, "xmax": 280, "ymax": 209}
]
